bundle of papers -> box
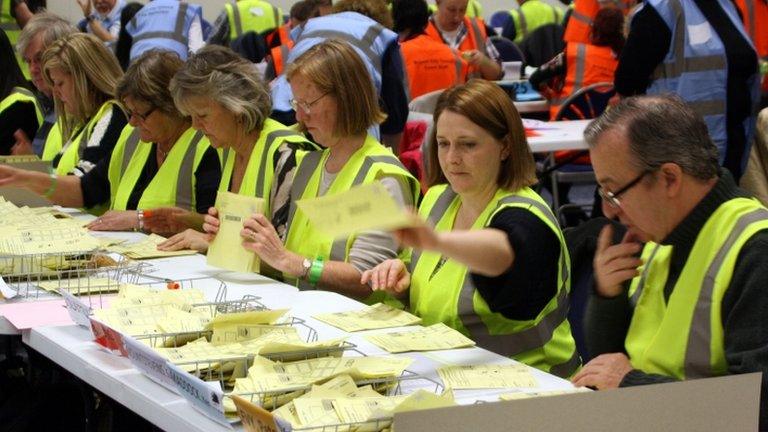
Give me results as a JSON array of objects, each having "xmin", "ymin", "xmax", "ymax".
[
  {"xmin": 0, "ymin": 199, "xmax": 101, "ymax": 256},
  {"xmin": 365, "ymin": 323, "xmax": 476, "ymax": 353},
  {"xmin": 107, "ymin": 234, "xmax": 197, "ymax": 259},
  {"xmin": 37, "ymin": 277, "xmax": 123, "ymax": 295},
  {"xmin": 314, "ymin": 303, "xmax": 421, "ymax": 332},
  {"xmin": 438, "ymin": 363, "xmax": 538, "ymax": 389},
  {"xmin": 232, "ymin": 355, "xmax": 414, "ymax": 406},
  {"xmin": 207, "ymin": 192, "xmax": 264, "ymax": 273}
]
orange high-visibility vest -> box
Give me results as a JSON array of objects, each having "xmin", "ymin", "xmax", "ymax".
[
  {"xmin": 734, "ymin": 0, "xmax": 768, "ymax": 57},
  {"xmin": 265, "ymin": 23, "xmax": 291, "ymax": 48},
  {"xmin": 563, "ymin": 0, "xmax": 633, "ymax": 43},
  {"xmin": 425, "ymin": 17, "xmax": 488, "ymax": 77},
  {"xmin": 401, "ymin": 34, "xmax": 469, "ymax": 100},
  {"xmin": 270, "ymin": 37, "xmax": 294, "ymax": 76},
  {"xmin": 549, "ymin": 42, "xmax": 617, "ymax": 119}
]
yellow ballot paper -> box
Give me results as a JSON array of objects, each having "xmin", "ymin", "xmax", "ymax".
[
  {"xmin": 295, "ymin": 181, "xmax": 421, "ymax": 238},
  {"xmin": 207, "ymin": 191, "xmax": 265, "ymax": 273},
  {"xmin": 499, "ymin": 387, "xmax": 591, "ymax": 401},
  {"xmin": 438, "ymin": 363, "xmax": 538, "ymax": 389},
  {"xmin": 365, "ymin": 323, "xmax": 476, "ymax": 353},
  {"xmin": 313, "ymin": 303, "xmax": 421, "ymax": 332},
  {"xmin": 108, "ymin": 234, "xmax": 197, "ymax": 259}
]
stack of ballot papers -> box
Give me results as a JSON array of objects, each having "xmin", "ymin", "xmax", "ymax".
[
  {"xmin": 438, "ymin": 363, "xmax": 538, "ymax": 390},
  {"xmin": 365, "ymin": 323, "xmax": 476, "ymax": 353},
  {"xmin": 499, "ymin": 387, "xmax": 591, "ymax": 401},
  {"xmin": 314, "ymin": 303, "xmax": 421, "ymax": 332},
  {"xmin": 107, "ymin": 234, "xmax": 197, "ymax": 259},
  {"xmin": 230, "ymin": 355, "xmax": 414, "ymax": 410},
  {"xmin": 37, "ymin": 277, "xmax": 124, "ymax": 295},
  {"xmin": 248, "ymin": 374, "xmax": 455, "ymax": 431},
  {"xmin": 0, "ymin": 198, "xmax": 101, "ymax": 256}
]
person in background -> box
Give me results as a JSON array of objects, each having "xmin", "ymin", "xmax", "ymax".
[
  {"xmin": 264, "ymin": 0, "xmax": 320, "ymax": 79},
  {"xmin": 2, "ymin": 0, "xmax": 45, "ymax": 75},
  {"xmin": 269, "ymin": 0, "xmax": 409, "ymax": 152},
  {"xmin": 614, "ymin": 0, "xmax": 759, "ymax": 182},
  {"xmin": 0, "ymin": 29, "xmax": 40, "ymax": 155},
  {"xmin": 76, "ymin": 0, "xmax": 125, "ymax": 45},
  {"xmin": 207, "ymin": 0, "xmax": 282, "ymax": 47},
  {"xmin": 156, "ymin": 45, "xmax": 316, "ymax": 251},
  {"xmin": 424, "ymin": 0, "xmax": 502, "ymax": 80},
  {"xmin": 114, "ymin": 2, "xmax": 143, "ymax": 71},
  {"xmin": 11, "ymin": 12, "xmax": 77, "ymax": 159},
  {"xmin": 733, "ymin": 0, "xmax": 767, "ymax": 108},
  {"xmin": 124, "ymin": 0, "xmax": 204, "ymax": 62},
  {"xmin": 393, "ymin": 0, "xmax": 468, "ymax": 101},
  {"xmin": 563, "ymin": 0, "xmax": 632, "ymax": 44},
  {"xmin": 503, "ymin": 0, "xmax": 564, "ymax": 43},
  {"xmin": 0, "ymin": 50, "xmax": 221, "ymax": 234},
  {"xmin": 362, "ymin": 79, "xmax": 579, "ymax": 377},
  {"xmin": 573, "ymin": 95, "xmax": 768, "ymax": 429},
  {"xmin": 231, "ymin": 39, "xmax": 418, "ymax": 302},
  {"xmin": 43, "ymin": 33, "xmax": 127, "ymax": 178},
  {"xmin": 529, "ymin": 7, "xmax": 624, "ymax": 119}
]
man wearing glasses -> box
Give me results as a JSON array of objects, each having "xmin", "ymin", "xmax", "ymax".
[{"xmin": 571, "ymin": 95, "xmax": 768, "ymax": 428}]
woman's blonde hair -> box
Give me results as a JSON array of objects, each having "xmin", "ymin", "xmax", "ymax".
[
  {"xmin": 170, "ymin": 45, "xmax": 271, "ymax": 134},
  {"xmin": 42, "ymin": 33, "xmax": 122, "ymax": 139},
  {"xmin": 428, "ymin": 79, "xmax": 536, "ymax": 191},
  {"xmin": 116, "ymin": 50, "xmax": 185, "ymax": 120},
  {"xmin": 286, "ymin": 39, "xmax": 386, "ymax": 138}
]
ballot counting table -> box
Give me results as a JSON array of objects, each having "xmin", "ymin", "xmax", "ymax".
[{"xmin": 0, "ymin": 228, "xmax": 576, "ymax": 431}]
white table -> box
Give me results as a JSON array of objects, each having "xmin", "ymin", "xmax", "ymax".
[{"xmin": 527, "ymin": 119, "xmax": 591, "ymax": 153}]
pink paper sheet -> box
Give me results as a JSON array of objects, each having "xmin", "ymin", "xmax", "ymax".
[{"xmin": 0, "ymin": 296, "xmax": 113, "ymax": 330}]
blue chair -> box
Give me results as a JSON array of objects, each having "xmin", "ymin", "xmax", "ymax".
[
  {"xmin": 489, "ymin": 35, "xmax": 525, "ymax": 63},
  {"xmin": 489, "ymin": 10, "xmax": 513, "ymax": 32},
  {"xmin": 548, "ymin": 82, "xmax": 616, "ymax": 226}
]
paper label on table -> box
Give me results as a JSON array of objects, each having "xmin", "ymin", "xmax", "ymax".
[
  {"xmin": 365, "ymin": 323, "xmax": 475, "ymax": 353},
  {"xmin": 59, "ymin": 289, "xmax": 92, "ymax": 327},
  {"xmin": 207, "ymin": 192, "xmax": 264, "ymax": 273},
  {"xmin": 166, "ymin": 361, "xmax": 230, "ymax": 427},
  {"xmin": 0, "ymin": 276, "xmax": 17, "ymax": 299},
  {"xmin": 295, "ymin": 182, "xmax": 420, "ymax": 239},
  {"xmin": 438, "ymin": 363, "xmax": 538, "ymax": 389},
  {"xmin": 124, "ymin": 336, "xmax": 178, "ymax": 393},
  {"xmin": 232, "ymin": 395, "xmax": 292, "ymax": 432},
  {"xmin": 314, "ymin": 303, "xmax": 421, "ymax": 332},
  {"xmin": 521, "ymin": 119, "xmax": 559, "ymax": 130},
  {"xmin": 89, "ymin": 317, "xmax": 129, "ymax": 356}
]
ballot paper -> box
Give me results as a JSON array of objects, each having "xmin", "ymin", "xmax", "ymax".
[
  {"xmin": 438, "ymin": 363, "xmax": 538, "ymax": 389},
  {"xmin": 499, "ymin": 387, "xmax": 591, "ymax": 400},
  {"xmin": 295, "ymin": 182, "xmax": 421, "ymax": 239},
  {"xmin": 234, "ymin": 355, "xmax": 413, "ymax": 394},
  {"xmin": 313, "ymin": 303, "xmax": 421, "ymax": 332},
  {"xmin": 207, "ymin": 192, "xmax": 264, "ymax": 273},
  {"xmin": 108, "ymin": 234, "xmax": 197, "ymax": 259},
  {"xmin": 365, "ymin": 323, "xmax": 476, "ymax": 353},
  {"xmin": 37, "ymin": 278, "xmax": 122, "ymax": 295}
]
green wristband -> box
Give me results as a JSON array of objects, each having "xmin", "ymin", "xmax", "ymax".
[
  {"xmin": 308, "ymin": 257, "xmax": 324, "ymax": 286},
  {"xmin": 43, "ymin": 173, "xmax": 57, "ymax": 198}
]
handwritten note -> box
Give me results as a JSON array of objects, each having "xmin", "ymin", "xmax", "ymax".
[
  {"xmin": 296, "ymin": 182, "xmax": 420, "ymax": 238},
  {"xmin": 207, "ymin": 192, "xmax": 264, "ymax": 273}
]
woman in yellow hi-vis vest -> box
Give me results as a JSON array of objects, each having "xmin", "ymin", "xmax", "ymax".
[
  {"xmin": 156, "ymin": 44, "xmax": 317, "ymax": 252},
  {"xmin": 361, "ymin": 80, "xmax": 580, "ymax": 378},
  {"xmin": 230, "ymin": 40, "xmax": 419, "ymax": 303},
  {"xmin": 0, "ymin": 51, "xmax": 221, "ymax": 234},
  {"xmin": 1, "ymin": 28, "xmax": 41, "ymax": 154},
  {"xmin": 42, "ymin": 33, "xmax": 127, "ymax": 178}
]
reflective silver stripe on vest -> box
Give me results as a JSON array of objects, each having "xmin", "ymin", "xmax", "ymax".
[
  {"xmin": 629, "ymin": 244, "xmax": 662, "ymax": 308},
  {"xmin": 133, "ymin": 2, "xmax": 190, "ymax": 44},
  {"xmin": 569, "ymin": 9, "xmax": 592, "ymax": 25},
  {"xmin": 120, "ymin": 128, "xmax": 142, "ymax": 179},
  {"xmin": 300, "ymin": 25, "xmax": 386, "ymax": 77},
  {"xmin": 687, "ymin": 100, "xmax": 726, "ymax": 117},
  {"xmin": 683, "ymin": 207, "xmax": 768, "ymax": 378},
  {"xmin": 744, "ymin": 0, "xmax": 755, "ymax": 40},
  {"xmin": 517, "ymin": 10, "xmax": 528, "ymax": 39},
  {"xmin": 285, "ymin": 151, "xmax": 323, "ymax": 236},
  {"xmin": 174, "ymin": 130, "xmax": 204, "ymax": 211},
  {"xmin": 272, "ymin": 6, "xmax": 280, "ymax": 30},
  {"xmin": 467, "ymin": 18, "xmax": 486, "ymax": 53},
  {"xmin": 12, "ymin": 87, "xmax": 35, "ymax": 99},
  {"xmin": 231, "ymin": 0, "xmax": 243, "ymax": 38},
  {"xmin": 407, "ymin": 187, "xmax": 458, "ymax": 273},
  {"xmin": 254, "ymin": 129, "xmax": 304, "ymax": 198},
  {"xmin": 450, "ymin": 50, "xmax": 464, "ymax": 84},
  {"xmin": 550, "ymin": 349, "xmax": 581, "ymax": 378}
]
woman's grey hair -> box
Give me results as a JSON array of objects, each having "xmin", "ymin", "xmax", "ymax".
[
  {"xmin": 584, "ymin": 94, "xmax": 720, "ymax": 181},
  {"xmin": 116, "ymin": 50, "xmax": 184, "ymax": 119},
  {"xmin": 170, "ymin": 45, "xmax": 271, "ymax": 133},
  {"xmin": 17, "ymin": 12, "xmax": 78, "ymax": 55}
]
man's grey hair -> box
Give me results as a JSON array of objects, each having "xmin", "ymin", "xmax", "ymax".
[
  {"xmin": 584, "ymin": 94, "xmax": 720, "ymax": 181},
  {"xmin": 17, "ymin": 12, "xmax": 78, "ymax": 55}
]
